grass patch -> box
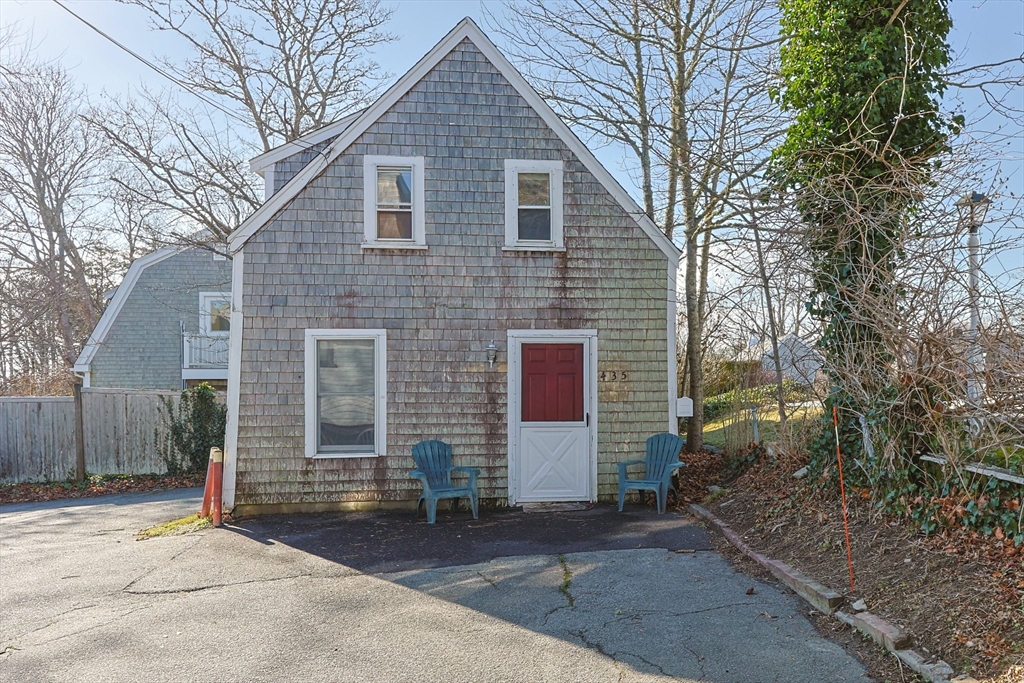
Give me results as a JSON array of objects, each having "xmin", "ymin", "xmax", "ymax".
[
  {"xmin": 703, "ymin": 381, "xmax": 818, "ymax": 422},
  {"xmin": 702, "ymin": 403, "xmax": 823, "ymax": 452},
  {"xmin": 557, "ymin": 553, "xmax": 575, "ymax": 608},
  {"xmin": 137, "ymin": 513, "xmax": 211, "ymax": 540}
]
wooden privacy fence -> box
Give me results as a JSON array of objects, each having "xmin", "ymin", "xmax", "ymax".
[{"xmin": 0, "ymin": 389, "xmax": 179, "ymax": 483}]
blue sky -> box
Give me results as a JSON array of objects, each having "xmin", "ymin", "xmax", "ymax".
[
  {"xmin": 5, "ymin": 0, "xmax": 1020, "ymax": 149},
  {"xmin": 2, "ymin": 0, "xmax": 1022, "ymax": 273}
]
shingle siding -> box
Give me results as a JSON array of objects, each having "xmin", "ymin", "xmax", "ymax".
[
  {"xmin": 272, "ymin": 139, "xmax": 335, "ymax": 195},
  {"xmin": 234, "ymin": 39, "xmax": 671, "ymax": 506},
  {"xmin": 89, "ymin": 248, "xmax": 232, "ymax": 390}
]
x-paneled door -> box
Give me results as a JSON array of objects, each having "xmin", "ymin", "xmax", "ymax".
[{"xmin": 507, "ymin": 330, "xmax": 597, "ymax": 504}]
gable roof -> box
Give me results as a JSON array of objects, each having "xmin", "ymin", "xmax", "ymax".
[
  {"xmin": 227, "ymin": 17, "xmax": 680, "ymax": 261},
  {"xmin": 248, "ymin": 109, "xmax": 364, "ymax": 177},
  {"xmin": 73, "ymin": 245, "xmax": 183, "ymax": 374}
]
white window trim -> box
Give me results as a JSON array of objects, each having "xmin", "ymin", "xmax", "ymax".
[
  {"xmin": 304, "ymin": 328, "xmax": 387, "ymax": 459},
  {"xmin": 199, "ymin": 292, "xmax": 232, "ymax": 336},
  {"xmin": 363, "ymin": 155, "xmax": 426, "ymax": 249},
  {"xmin": 504, "ymin": 159, "xmax": 564, "ymax": 251}
]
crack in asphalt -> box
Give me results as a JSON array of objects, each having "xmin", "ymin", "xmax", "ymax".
[
  {"xmin": 1, "ymin": 602, "xmax": 102, "ymax": 643},
  {"xmin": 542, "ymin": 603, "xmax": 568, "ymax": 625},
  {"xmin": 124, "ymin": 573, "xmax": 313, "ymax": 595},
  {"xmin": 569, "ymin": 628, "xmax": 669, "ymax": 677},
  {"xmin": 120, "ymin": 535, "xmax": 205, "ymax": 593},
  {"xmin": 557, "ymin": 554, "xmax": 575, "ymax": 608},
  {"xmin": 28, "ymin": 604, "xmax": 154, "ymax": 647},
  {"xmin": 680, "ymin": 642, "xmax": 707, "ymax": 679},
  {"xmin": 542, "ymin": 554, "xmax": 578, "ymax": 625},
  {"xmin": 599, "ymin": 600, "xmax": 760, "ymax": 629},
  {"xmin": 619, "ymin": 650, "xmax": 668, "ymax": 677},
  {"xmin": 476, "ymin": 571, "xmax": 499, "ymax": 589}
]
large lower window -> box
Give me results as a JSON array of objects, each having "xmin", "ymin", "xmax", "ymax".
[
  {"xmin": 304, "ymin": 329, "xmax": 387, "ymax": 458},
  {"xmin": 504, "ymin": 159, "xmax": 564, "ymax": 251},
  {"xmin": 363, "ymin": 155, "xmax": 426, "ymax": 249}
]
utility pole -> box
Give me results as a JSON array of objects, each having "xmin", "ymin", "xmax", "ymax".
[{"xmin": 955, "ymin": 192, "xmax": 991, "ymax": 407}]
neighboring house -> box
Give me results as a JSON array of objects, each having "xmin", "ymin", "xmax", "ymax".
[
  {"xmin": 222, "ymin": 18, "xmax": 683, "ymax": 513},
  {"xmin": 760, "ymin": 334, "xmax": 823, "ymax": 386},
  {"xmin": 73, "ymin": 247, "xmax": 233, "ymax": 391}
]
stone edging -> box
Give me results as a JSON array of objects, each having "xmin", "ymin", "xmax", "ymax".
[{"xmin": 689, "ymin": 504, "xmax": 977, "ymax": 683}]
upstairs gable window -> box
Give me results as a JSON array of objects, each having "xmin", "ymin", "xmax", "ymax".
[
  {"xmin": 363, "ymin": 156, "xmax": 426, "ymax": 249},
  {"xmin": 376, "ymin": 167, "xmax": 413, "ymax": 239},
  {"xmin": 517, "ymin": 173, "xmax": 552, "ymax": 240},
  {"xmin": 504, "ymin": 160, "xmax": 564, "ymax": 251}
]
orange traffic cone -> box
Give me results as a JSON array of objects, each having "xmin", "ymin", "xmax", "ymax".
[
  {"xmin": 200, "ymin": 451, "xmax": 215, "ymax": 518},
  {"xmin": 211, "ymin": 447, "xmax": 224, "ymax": 527}
]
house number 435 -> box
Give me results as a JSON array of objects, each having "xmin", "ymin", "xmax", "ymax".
[{"xmin": 600, "ymin": 371, "xmax": 627, "ymax": 381}]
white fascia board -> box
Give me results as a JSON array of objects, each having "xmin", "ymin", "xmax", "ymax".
[
  {"xmin": 248, "ymin": 110, "xmax": 364, "ymax": 175},
  {"xmin": 228, "ymin": 17, "xmax": 682, "ymax": 261},
  {"xmin": 667, "ymin": 258, "xmax": 680, "ymax": 433},
  {"xmin": 73, "ymin": 245, "xmax": 182, "ymax": 372},
  {"xmin": 222, "ymin": 249, "xmax": 245, "ymax": 509},
  {"xmin": 263, "ymin": 165, "xmax": 274, "ymax": 201}
]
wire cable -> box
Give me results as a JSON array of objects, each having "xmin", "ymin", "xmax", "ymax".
[{"xmin": 51, "ymin": 0, "xmax": 337, "ymax": 161}]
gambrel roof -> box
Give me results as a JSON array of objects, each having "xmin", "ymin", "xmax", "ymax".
[
  {"xmin": 227, "ymin": 17, "xmax": 680, "ymax": 261},
  {"xmin": 73, "ymin": 245, "xmax": 182, "ymax": 376}
]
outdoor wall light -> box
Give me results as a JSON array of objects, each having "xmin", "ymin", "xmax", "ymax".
[
  {"xmin": 486, "ymin": 340, "xmax": 498, "ymax": 367},
  {"xmin": 956, "ymin": 191, "xmax": 991, "ymax": 233}
]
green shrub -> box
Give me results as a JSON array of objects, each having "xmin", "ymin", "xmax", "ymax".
[
  {"xmin": 704, "ymin": 380, "xmax": 817, "ymax": 422},
  {"xmin": 160, "ymin": 383, "xmax": 227, "ymax": 475}
]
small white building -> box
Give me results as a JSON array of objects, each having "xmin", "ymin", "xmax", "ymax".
[{"xmin": 760, "ymin": 334, "xmax": 823, "ymax": 386}]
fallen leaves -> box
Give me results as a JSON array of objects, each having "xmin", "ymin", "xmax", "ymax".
[
  {"xmin": 0, "ymin": 473, "xmax": 205, "ymax": 505},
  {"xmin": 704, "ymin": 448, "xmax": 1023, "ymax": 679}
]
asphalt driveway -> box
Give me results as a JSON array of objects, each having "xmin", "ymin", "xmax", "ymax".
[{"xmin": 0, "ymin": 491, "xmax": 870, "ymax": 682}]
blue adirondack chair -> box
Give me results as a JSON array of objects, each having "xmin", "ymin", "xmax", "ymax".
[
  {"xmin": 617, "ymin": 433, "xmax": 686, "ymax": 514},
  {"xmin": 410, "ymin": 440, "xmax": 480, "ymax": 524}
]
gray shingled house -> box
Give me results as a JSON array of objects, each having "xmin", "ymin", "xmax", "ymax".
[
  {"xmin": 221, "ymin": 18, "xmax": 685, "ymax": 514},
  {"xmin": 74, "ymin": 246, "xmax": 232, "ymax": 390}
]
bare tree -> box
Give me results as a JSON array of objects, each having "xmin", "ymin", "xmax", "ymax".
[
  {"xmin": 107, "ymin": 177, "xmax": 165, "ymax": 265},
  {"xmin": 0, "ymin": 49, "xmax": 107, "ymax": 385},
  {"xmin": 492, "ymin": 0, "xmax": 787, "ymax": 451},
  {"xmin": 91, "ymin": 0, "xmax": 396, "ymax": 242},
  {"xmin": 92, "ymin": 91, "xmax": 261, "ymax": 243}
]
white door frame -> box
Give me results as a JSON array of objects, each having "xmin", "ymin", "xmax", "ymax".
[{"xmin": 506, "ymin": 329, "xmax": 598, "ymax": 505}]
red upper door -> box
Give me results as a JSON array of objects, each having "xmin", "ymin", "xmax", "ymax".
[{"xmin": 521, "ymin": 343, "xmax": 584, "ymax": 422}]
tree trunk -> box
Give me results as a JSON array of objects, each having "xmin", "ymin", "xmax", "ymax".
[
  {"xmin": 753, "ymin": 223, "xmax": 787, "ymax": 433},
  {"xmin": 684, "ymin": 227, "xmax": 703, "ymax": 452},
  {"xmin": 632, "ymin": 1, "xmax": 655, "ymax": 219}
]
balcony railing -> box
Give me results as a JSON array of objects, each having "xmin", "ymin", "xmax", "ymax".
[{"xmin": 183, "ymin": 333, "xmax": 229, "ymax": 369}]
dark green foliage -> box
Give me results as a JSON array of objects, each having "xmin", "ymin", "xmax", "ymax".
[
  {"xmin": 160, "ymin": 383, "xmax": 227, "ymax": 475},
  {"xmin": 883, "ymin": 466, "xmax": 1022, "ymax": 544},
  {"xmin": 774, "ymin": 0, "xmax": 956, "ymax": 170},
  {"xmin": 803, "ymin": 413, "xmax": 1022, "ymax": 543}
]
